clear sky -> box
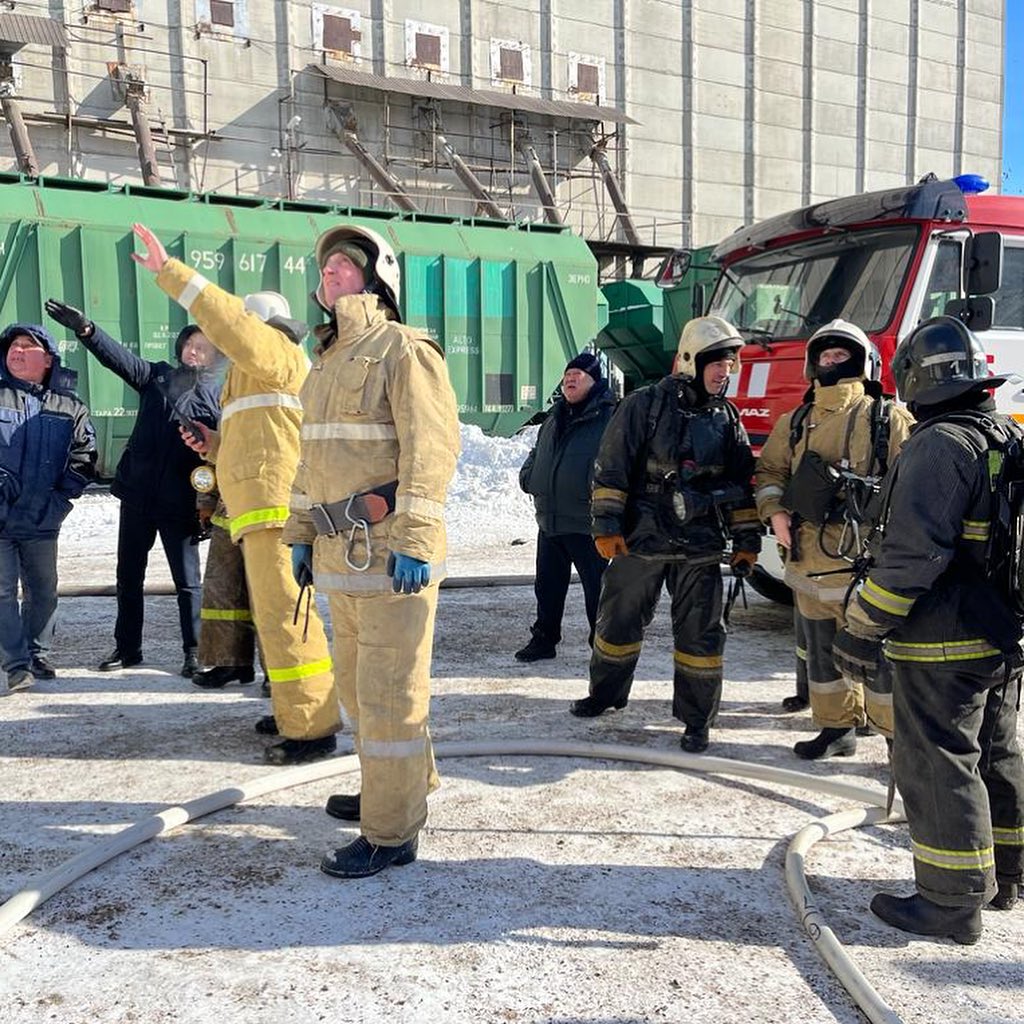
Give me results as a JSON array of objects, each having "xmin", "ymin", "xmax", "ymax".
[{"xmin": 1005, "ymin": 0, "xmax": 1023, "ymax": 194}]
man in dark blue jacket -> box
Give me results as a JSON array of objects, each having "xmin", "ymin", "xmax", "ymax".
[
  {"xmin": 0, "ymin": 323, "xmax": 96, "ymax": 693},
  {"xmin": 516, "ymin": 352, "xmax": 615, "ymax": 662},
  {"xmin": 46, "ymin": 300, "xmax": 221, "ymax": 677}
]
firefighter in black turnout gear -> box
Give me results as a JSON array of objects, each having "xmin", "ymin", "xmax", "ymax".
[
  {"xmin": 569, "ymin": 316, "xmax": 761, "ymax": 754},
  {"xmin": 834, "ymin": 316, "xmax": 1024, "ymax": 944}
]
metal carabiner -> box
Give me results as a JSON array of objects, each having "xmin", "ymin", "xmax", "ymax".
[{"xmin": 343, "ymin": 494, "xmax": 372, "ymax": 572}]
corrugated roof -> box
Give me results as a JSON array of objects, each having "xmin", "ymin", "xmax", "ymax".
[
  {"xmin": 0, "ymin": 14, "xmax": 68, "ymax": 51},
  {"xmin": 305, "ymin": 63, "xmax": 637, "ymax": 125}
]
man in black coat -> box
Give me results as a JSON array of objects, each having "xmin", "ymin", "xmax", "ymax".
[
  {"xmin": 516, "ymin": 352, "xmax": 615, "ymax": 662},
  {"xmin": 45, "ymin": 300, "xmax": 221, "ymax": 677}
]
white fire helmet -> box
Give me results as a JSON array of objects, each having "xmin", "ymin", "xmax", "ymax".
[
  {"xmin": 314, "ymin": 224, "xmax": 401, "ymax": 316},
  {"xmin": 803, "ymin": 319, "xmax": 881, "ymax": 382},
  {"xmin": 243, "ymin": 291, "xmax": 291, "ymax": 323},
  {"xmin": 676, "ymin": 316, "xmax": 743, "ymax": 380}
]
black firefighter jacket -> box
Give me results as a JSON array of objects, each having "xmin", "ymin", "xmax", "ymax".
[
  {"xmin": 80, "ymin": 326, "xmax": 221, "ymax": 522},
  {"xmin": 848, "ymin": 400, "xmax": 1023, "ymax": 661},
  {"xmin": 519, "ymin": 380, "xmax": 615, "ymax": 536},
  {"xmin": 591, "ymin": 375, "xmax": 761, "ymax": 561}
]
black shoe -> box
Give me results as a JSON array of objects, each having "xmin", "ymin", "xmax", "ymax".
[
  {"xmin": 781, "ymin": 694, "xmax": 809, "ymax": 713},
  {"xmin": 255, "ymin": 714, "xmax": 279, "ymax": 736},
  {"xmin": 855, "ymin": 724, "xmax": 873, "ymax": 737},
  {"xmin": 514, "ymin": 637, "xmax": 557, "ymax": 663},
  {"xmin": 320, "ymin": 834, "xmax": 418, "ymax": 879},
  {"xmin": 569, "ymin": 696, "xmax": 627, "ymax": 718},
  {"xmin": 5, "ymin": 668, "xmax": 34, "ymax": 693},
  {"xmin": 870, "ymin": 892, "xmax": 982, "ymax": 945},
  {"xmin": 325, "ymin": 793, "xmax": 362, "ymax": 821},
  {"xmin": 989, "ymin": 881, "xmax": 1019, "ymax": 911},
  {"xmin": 680, "ymin": 728, "xmax": 709, "ymax": 754},
  {"xmin": 793, "ymin": 727, "xmax": 856, "ymax": 760},
  {"xmin": 180, "ymin": 651, "xmax": 200, "ymax": 679},
  {"xmin": 29, "ymin": 656, "xmax": 56, "ymax": 680},
  {"xmin": 99, "ymin": 649, "xmax": 143, "ymax": 672},
  {"xmin": 193, "ymin": 665, "xmax": 257, "ymax": 689},
  {"xmin": 264, "ymin": 735, "xmax": 336, "ymax": 765}
]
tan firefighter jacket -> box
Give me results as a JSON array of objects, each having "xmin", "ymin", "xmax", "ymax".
[
  {"xmin": 282, "ymin": 293, "xmax": 460, "ymax": 593},
  {"xmin": 755, "ymin": 378, "xmax": 913, "ymax": 603},
  {"xmin": 156, "ymin": 258, "xmax": 308, "ymax": 542}
]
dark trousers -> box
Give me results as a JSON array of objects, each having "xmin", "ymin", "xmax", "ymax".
[
  {"xmin": 198, "ymin": 522, "xmax": 255, "ymax": 668},
  {"xmin": 588, "ymin": 554, "xmax": 725, "ymax": 730},
  {"xmin": 114, "ymin": 503, "xmax": 201, "ymax": 656},
  {"xmin": 531, "ymin": 531, "xmax": 607, "ymax": 645},
  {"xmin": 0, "ymin": 535, "xmax": 59, "ymax": 673},
  {"xmin": 892, "ymin": 657, "xmax": 1024, "ymax": 908}
]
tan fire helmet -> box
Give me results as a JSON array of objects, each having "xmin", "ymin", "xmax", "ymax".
[
  {"xmin": 803, "ymin": 318, "xmax": 881, "ymax": 382},
  {"xmin": 243, "ymin": 291, "xmax": 292, "ymax": 322},
  {"xmin": 676, "ymin": 315, "xmax": 743, "ymax": 380},
  {"xmin": 314, "ymin": 224, "xmax": 401, "ymax": 316}
]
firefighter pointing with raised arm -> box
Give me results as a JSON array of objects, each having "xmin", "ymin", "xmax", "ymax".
[
  {"xmin": 833, "ymin": 316, "xmax": 1024, "ymax": 944},
  {"xmin": 570, "ymin": 316, "xmax": 761, "ymax": 754},
  {"xmin": 283, "ymin": 224, "xmax": 460, "ymax": 879},
  {"xmin": 755, "ymin": 320, "xmax": 913, "ymax": 759}
]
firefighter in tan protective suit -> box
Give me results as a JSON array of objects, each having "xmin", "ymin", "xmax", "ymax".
[
  {"xmin": 282, "ymin": 223, "xmax": 460, "ymax": 880},
  {"xmin": 130, "ymin": 224, "xmax": 340, "ymax": 766},
  {"xmin": 755, "ymin": 320, "xmax": 913, "ymax": 759}
]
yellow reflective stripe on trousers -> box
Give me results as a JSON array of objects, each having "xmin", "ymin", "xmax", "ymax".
[
  {"xmin": 885, "ymin": 638, "xmax": 1001, "ymax": 662},
  {"xmin": 200, "ymin": 608, "xmax": 253, "ymax": 621},
  {"xmin": 673, "ymin": 650, "xmax": 723, "ymax": 669},
  {"xmin": 911, "ymin": 838, "xmax": 995, "ymax": 871},
  {"xmin": 230, "ymin": 506, "xmax": 290, "ymax": 538},
  {"xmin": 220, "ymin": 392, "xmax": 303, "ymax": 423},
  {"xmin": 266, "ymin": 656, "xmax": 333, "ymax": 683},
  {"xmin": 961, "ymin": 518, "xmax": 990, "ymax": 542},
  {"xmin": 316, "ymin": 563, "xmax": 446, "ymax": 593},
  {"xmin": 993, "ymin": 825, "xmax": 1024, "ymax": 846},
  {"xmin": 360, "ymin": 735, "xmax": 429, "ymax": 759},
  {"xmin": 861, "ymin": 578, "xmax": 914, "ymax": 617},
  {"xmin": 595, "ymin": 635, "xmax": 642, "ymax": 658},
  {"xmin": 592, "ymin": 486, "xmax": 627, "ymax": 505}
]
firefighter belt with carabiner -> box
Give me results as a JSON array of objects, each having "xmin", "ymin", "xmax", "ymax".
[{"xmin": 309, "ymin": 480, "xmax": 398, "ymax": 571}]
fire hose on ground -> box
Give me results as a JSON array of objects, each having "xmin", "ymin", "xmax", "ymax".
[{"xmin": 0, "ymin": 739, "xmax": 907, "ymax": 1024}]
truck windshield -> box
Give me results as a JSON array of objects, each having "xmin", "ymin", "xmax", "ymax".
[{"xmin": 708, "ymin": 225, "xmax": 919, "ymax": 340}]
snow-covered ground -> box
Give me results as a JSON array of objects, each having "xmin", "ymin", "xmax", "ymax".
[{"xmin": 2, "ymin": 425, "xmax": 1022, "ymax": 1024}]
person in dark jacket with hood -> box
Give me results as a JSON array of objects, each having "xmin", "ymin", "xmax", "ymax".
[
  {"xmin": 516, "ymin": 351, "xmax": 615, "ymax": 662},
  {"xmin": 0, "ymin": 322, "xmax": 96, "ymax": 693},
  {"xmin": 45, "ymin": 299, "xmax": 221, "ymax": 677}
]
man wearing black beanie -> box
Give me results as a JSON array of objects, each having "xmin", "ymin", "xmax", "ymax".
[{"xmin": 516, "ymin": 350, "xmax": 615, "ymax": 662}]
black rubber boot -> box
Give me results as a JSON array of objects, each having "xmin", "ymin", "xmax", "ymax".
[
  {"xmin": 325, "ymin": 793, "xmax": 361, "ymax": 821},
  {"xmin": 680, "ymin": 728, "xmax": 709, "ymax": 754},
  {"xmin": 320, "ymin": 835, "xmax": 418, "ymax": 879},
  {"xmin": 193, "ymin": 665, "xmax": 257, "ymax": 689},
  {"xmin": 99, "ymin": 649, "xmax": 143, "ymax": 672},
  {"xmin": 988, "ymin": 881, "xmax": 1019, "ymax": 911},
  {"xmin": 569, "ymin": 696, "xmax": 627, "ymax": 718},
  {"xmin": 793, "ymin": 727, "xmax": 856, "ymax": 760},
  {"xmin": 514, "ymin": 636, "xmax": 557, "ymax": 663},
  {"xmin": 264, "ymin": 735, "xmax": 336, "ymax": 765},
  {"xmin": 255, "ymin": 715, "xmax": 279, "ymax": 735},
  {"xmin": 781, "ymin": 694, "xmax": 809, "ymax": 713},
  {"xmin": 870, "ymin": 892, "xmax": 982, "ymax": 944}
]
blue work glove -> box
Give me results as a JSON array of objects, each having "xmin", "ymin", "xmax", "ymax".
[
  {"xmin": 290, "ymin": 543, "xmax": 314, "ymax": 588},
  {"xmin": 387, "ymin": 551, "xmax": 430, "ymax": 594},
  {"xmin": 832, "ymin": 628, "xmax": 883, "ymax": 686}
]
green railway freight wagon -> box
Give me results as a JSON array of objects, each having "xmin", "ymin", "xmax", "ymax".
[
  {"xmin": 0, "ymin": 174, "xmax": 602, "ymax": 476},
  {"xmin": 596, "ymin": 245, "xmax": 719, "ymax": 388}
]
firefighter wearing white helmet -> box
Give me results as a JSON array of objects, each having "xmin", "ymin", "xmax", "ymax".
[
  {"xmin": 283, "ymin": 222, "xmax": 460, "ymax": 879},
  {"xmin": 570, "ymin": 316, "xmax": 761, "ymax": 755},
  {"xmin": 755, "ymin": 318, "xmax": 913, "ymax": 759},
  {"xmin": 130, "ymin": 222, "xmax": 341, "ymax": 766}
]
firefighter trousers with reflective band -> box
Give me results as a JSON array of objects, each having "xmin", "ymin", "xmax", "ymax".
[
  {"xmin": 794, "ymin": 590, "xmax": 895, "ymax": 735},
  {"xmin": 892, "ymin": 656, "xmax": 1024, "ymax": 907},
  {"xmin": 327, "ymin": 586, "xmax": 440, "ymax": 846},
  {"xmin": 240, "ymin": 527, "xmax": 338, "ymax": 740},
  {"xmin": 198, "ymin": 522, "xmax": 256, "ymax": 669},
  {"xmin": 588, "ymin": 554, "xmax": 724, "ymax": 730}
]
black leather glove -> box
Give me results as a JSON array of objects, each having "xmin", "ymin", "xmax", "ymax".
[
  {"xmin": 832, "ymin": 628, "xmax": 883, "ymax": 686},
  {"xmin": 44, "ymin": 298, "xmax": 94, "ymax": 338}
]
